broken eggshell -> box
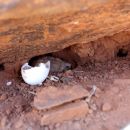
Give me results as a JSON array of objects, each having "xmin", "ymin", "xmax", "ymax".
[
  {"xmin": 21, "ymin": 61, "xmax": 50, "ymax": 86},
  {"xmin": 122, "ymin": 124, "xmax": 130, "ymax": 130}
]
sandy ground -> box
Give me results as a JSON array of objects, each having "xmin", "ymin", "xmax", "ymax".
[{"xmin": 0, "ymin": 57, "xmax": 130, "ymax": 130}]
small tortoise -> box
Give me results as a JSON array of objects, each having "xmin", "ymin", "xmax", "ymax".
[{"xmin": 30, "ymin": 56, "xmax": 71, "ymax": 73}]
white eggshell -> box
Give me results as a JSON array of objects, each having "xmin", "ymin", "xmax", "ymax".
[
  {"xmin": 122, "ymin": 124, "xmax": 130, "ymax": 130},
  {"xmin": 21, "ymin": 61, "xmax": 50, "ymax": 86}
]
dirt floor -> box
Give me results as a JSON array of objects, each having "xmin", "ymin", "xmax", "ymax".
[{"xmin": 0, "ymin": 56, "xmax": 130, "ymax": 130}]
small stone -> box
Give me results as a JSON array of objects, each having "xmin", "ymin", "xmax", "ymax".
[
  {"xmin": 0, "ymin": 94, "xmax": 7, "ymax": 101},
  {"xmin": 6, "ymin": 81, "xmax": 12, "ymax": 86},
  {"xmin": 102, "ymin": 102, "xmax": 112, "ymax": 112},
  {"xmin": 88, "ymin": 109, "xmax": 93, "ymax": 114}
]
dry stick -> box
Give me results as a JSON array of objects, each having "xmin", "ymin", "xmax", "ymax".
[
  {"xmin": 27, "ymin": 91, "xmax": 36, "ymax": 95},
  {"xmin": 86, "ymin": 85, "xmax": 97, "ymax": 103}
]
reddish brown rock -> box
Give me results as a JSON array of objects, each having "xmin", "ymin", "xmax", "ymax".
[
  {"xmin": 0, "ymin": 0, "xmax": 129, "ymax": 74},
  {"xmin": 33, "ymin": 85, "xmax": 89, "ymax": 110},
  {"xmin": 0, "ymin": 94, "xmax": 7, "ymax": 101},
  {"xmin": 41, "ymin": 100, "xmax": 89, "ymax": 125},
  {"xmin": 53, "ymin": 31, "xmax": 130, "ymax": 65}
]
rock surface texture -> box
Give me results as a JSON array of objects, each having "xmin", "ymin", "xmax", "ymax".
[
  {"xmin": 0, "ymin": 0, "xmax": 129, "ymax": 73},
  {"xmin": 33, "ymin": 85, "xmax": 89, "ymax": 110}
]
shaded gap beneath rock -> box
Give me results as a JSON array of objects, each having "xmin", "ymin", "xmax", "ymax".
[
  {"xmin": 116, "ymin": 48, "xmax": 128, "ymax": 57},
  {"xmin": 0, "ymin": 64, "xmax": 4, "ymax": 71},
  {"xmin": 28, "ymin": 46, "xmax": 78, "ymax": 69}
]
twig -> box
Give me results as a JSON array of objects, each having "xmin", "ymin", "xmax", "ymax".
[
  {"xmin": 28, "ymin": 91, "xmax": 36, "ymax": 95},
  {"xmin": 86, "ymin": 85, "xmax": 97, "ymax": 103}
]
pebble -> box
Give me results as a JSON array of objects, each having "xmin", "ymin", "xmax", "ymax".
[
  {"xmin": 102, "ymin": 102, "xmax": 112, "ymax": 112},
  {"xmin": 88, "ymin": 109, "xmax": 93, "ymax": 114},
  {"xmin": 0, "ymin": 94, "xmax": 7, "ymax": 101},
  {"xmin": 6, "ymin": 81, "xmax": 12, "ymax": 86}
]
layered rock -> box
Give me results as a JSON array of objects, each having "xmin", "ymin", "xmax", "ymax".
[{"xmin": 0, "ymin": 0, "xmax": 129, "ymax": 74}]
